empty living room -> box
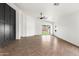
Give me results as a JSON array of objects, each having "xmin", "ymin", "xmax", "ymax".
[{"xmin": 0, "ymin": 1, "xmax": 79, "ymax": 57}]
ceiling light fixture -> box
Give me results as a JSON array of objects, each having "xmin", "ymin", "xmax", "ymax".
[{"xmin": 54, "ymin": 3, "xmax": 59, "ymax": 6}]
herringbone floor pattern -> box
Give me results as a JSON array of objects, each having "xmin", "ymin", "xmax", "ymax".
[{"xmin": 0, "ymin": 35, "xmax": 79, "ymax": 56}]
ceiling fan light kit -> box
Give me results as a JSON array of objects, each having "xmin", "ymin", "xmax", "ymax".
[{"xmin": 39, "ymin": 12, "xmax": 47, "ymax": 19}]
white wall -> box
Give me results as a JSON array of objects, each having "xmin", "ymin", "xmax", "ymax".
[
  {"xmin": 55, "ymin": 12, "xmax": 79, "ymax": 46},
  {"xmin": 17, "ymin": 12, "xmax": 37, "ymax": 37},
  {"xmin": 26, "ymin": 16, "xmax": 36, "ymax": 36}
]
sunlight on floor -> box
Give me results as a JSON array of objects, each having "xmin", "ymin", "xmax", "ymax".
[{"xmin": 41, "ymin": 35, "xmax": 51, "ymax": 48}]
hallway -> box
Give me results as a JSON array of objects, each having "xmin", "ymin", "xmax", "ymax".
[{"xmin": 0, "ymin": 35, "xmax": 79, "ymax": 56}]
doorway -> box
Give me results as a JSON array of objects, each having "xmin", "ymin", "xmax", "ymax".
[{"xmin": 42, "ymin": 25, "xmax": 51, "ymax": 35}]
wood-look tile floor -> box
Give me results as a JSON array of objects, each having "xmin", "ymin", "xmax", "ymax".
[{"xmin": 0, "ymin": 35, "xmax": 79, "ymax": 56}]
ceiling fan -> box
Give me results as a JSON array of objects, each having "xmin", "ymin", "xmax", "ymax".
[{"xmin": 38, "ymin": 12, "xmax": 48, "ymax": 20}]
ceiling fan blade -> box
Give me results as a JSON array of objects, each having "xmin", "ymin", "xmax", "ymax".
[{"xmin": 43, "ymin": 16, "xmax": 48, "ymax": 19}]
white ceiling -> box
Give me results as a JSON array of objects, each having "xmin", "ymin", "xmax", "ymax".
[{"xmin": 14, "ymin": 3, "xmax": 79, "ymax": 21}]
